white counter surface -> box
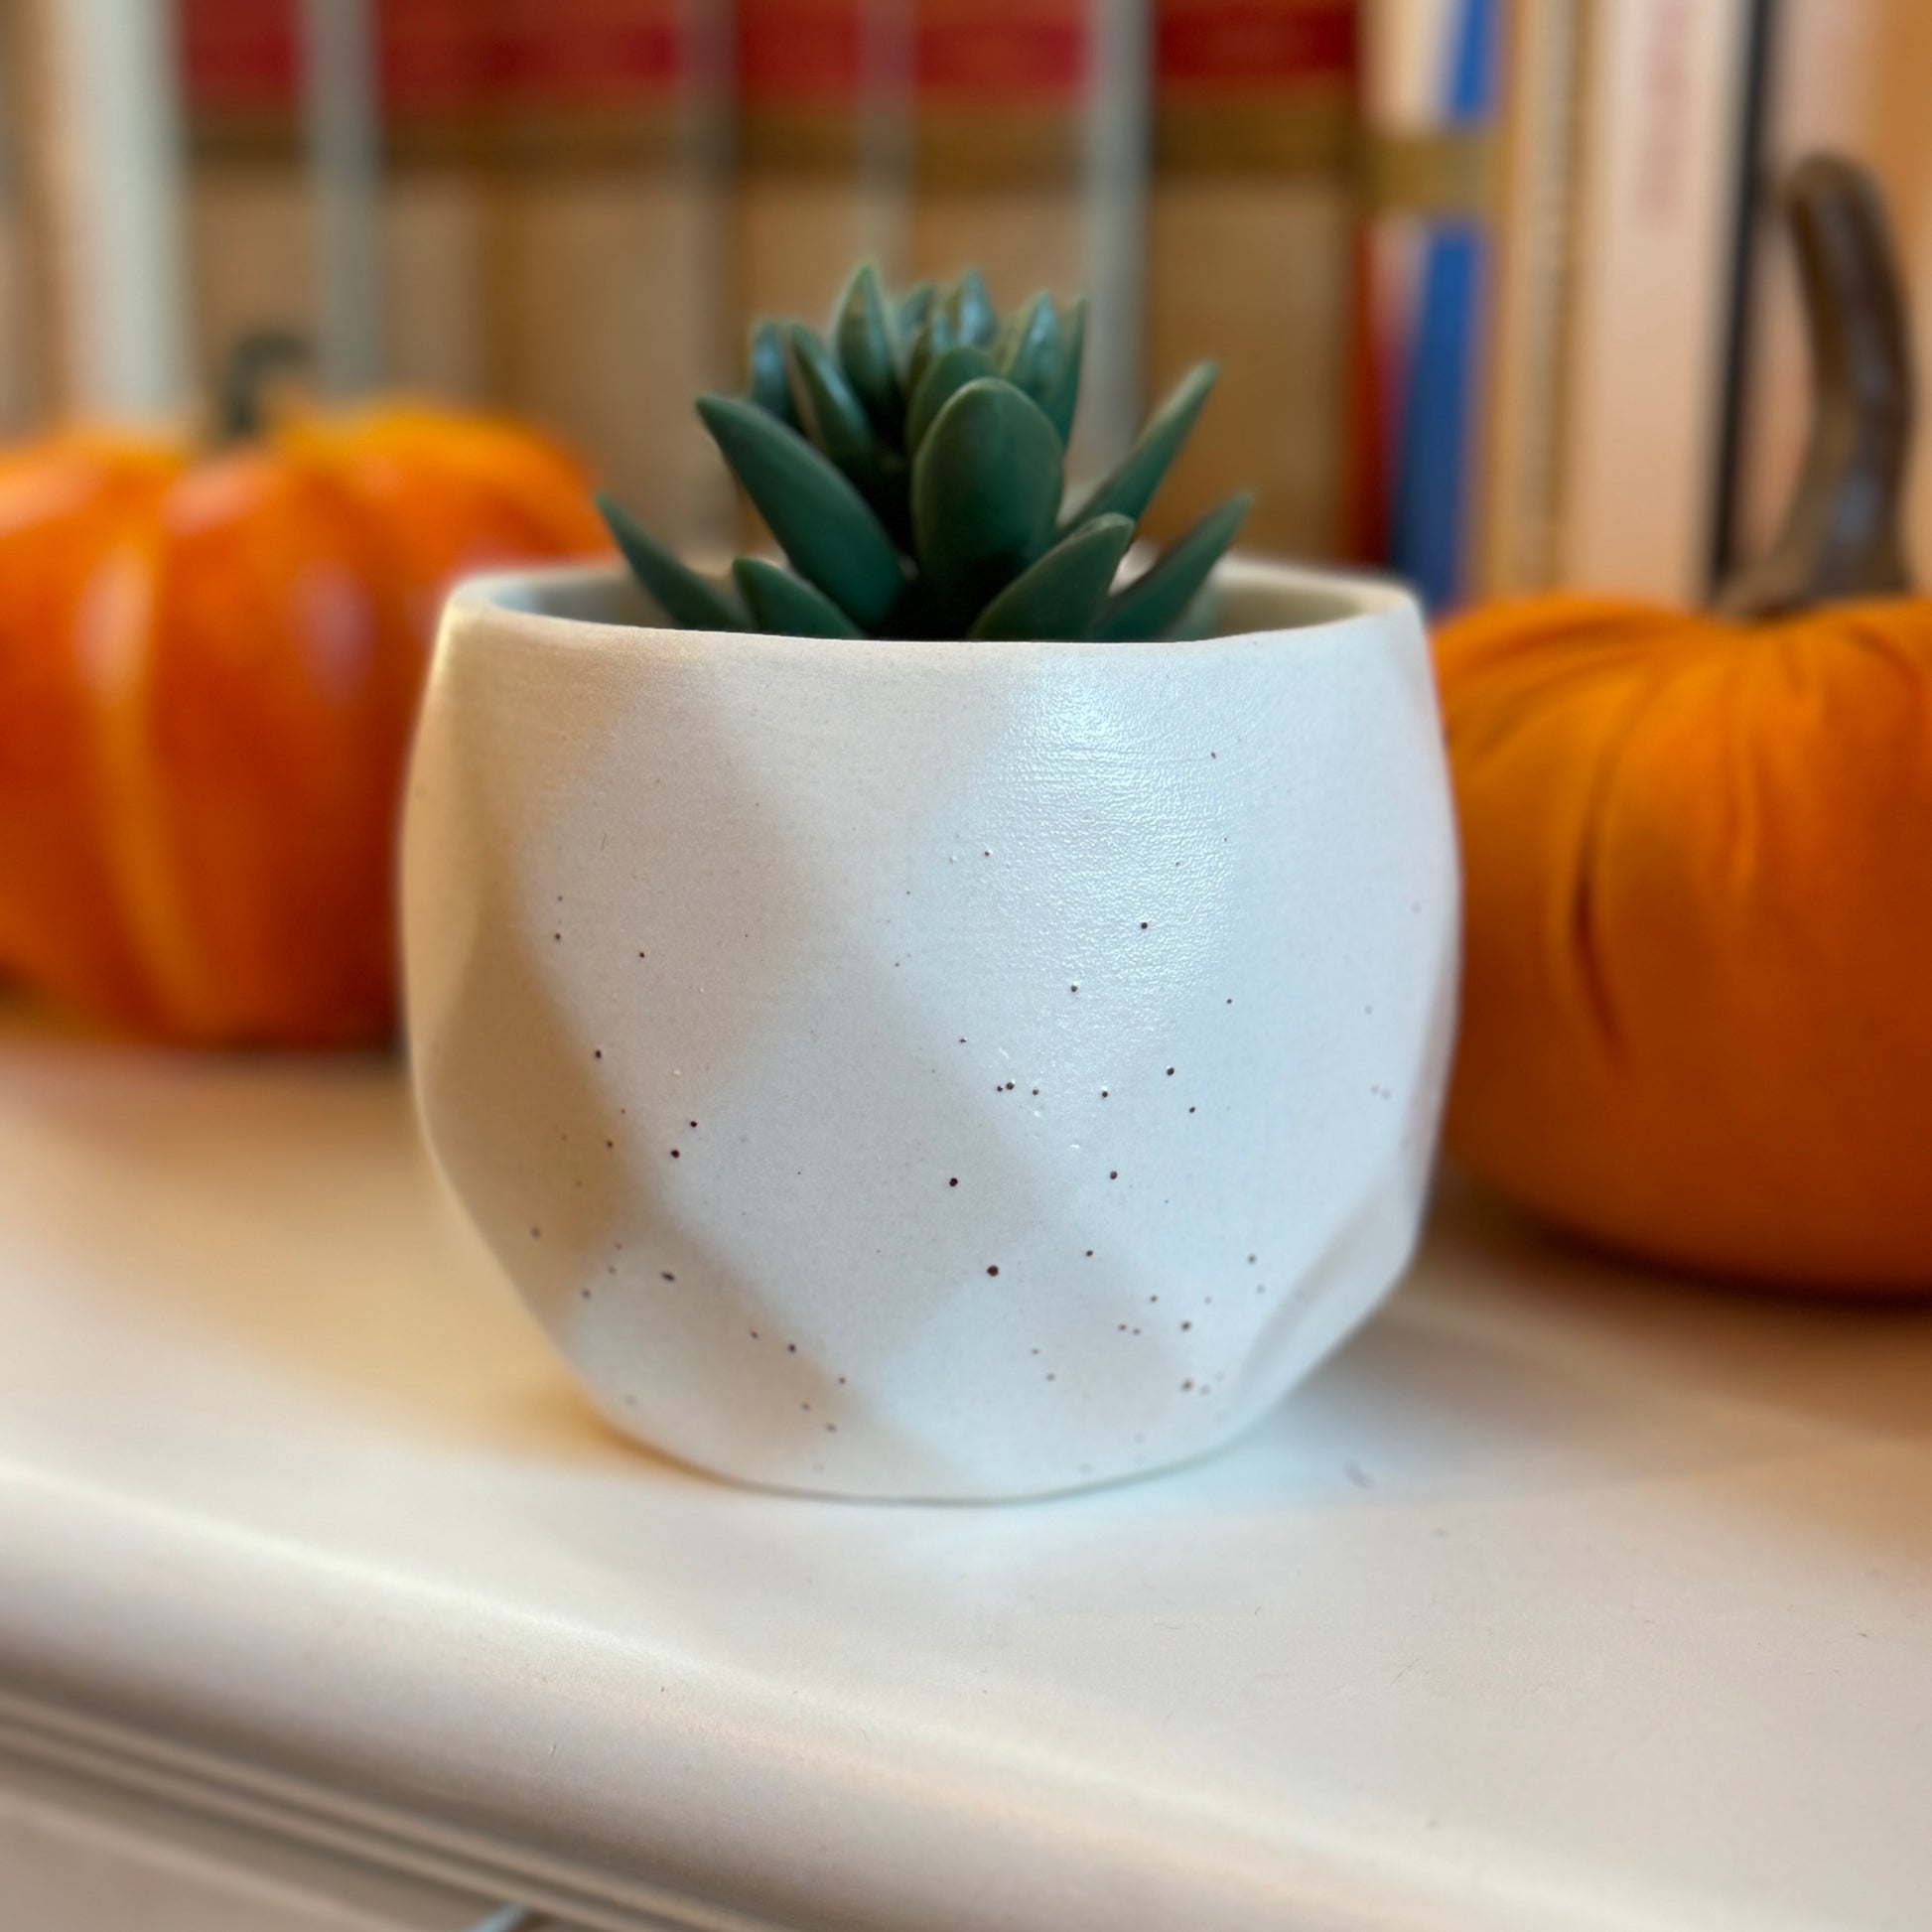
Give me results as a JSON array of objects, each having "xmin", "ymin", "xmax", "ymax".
[{"xmin": 0, "ymin": 1022, "xmax": 1927, "ymax": 1932}]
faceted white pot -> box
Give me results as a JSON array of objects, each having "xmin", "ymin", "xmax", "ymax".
[{"xmin": 403, "ymin": 558, "xmax": 1458, "ymax": 1501}]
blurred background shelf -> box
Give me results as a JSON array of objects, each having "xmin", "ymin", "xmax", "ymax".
[
  {"xmin": 10, "ymin": 0, "xmax": 1928, "ymax": 610},
  {"xmin": 0, "ymin": 1011, "xmax": 1927, "ymax": 1931}
]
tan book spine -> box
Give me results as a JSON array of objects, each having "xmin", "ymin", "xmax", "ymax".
[
  {"xmin": 486, "ymin": 0, "xmax": 729, "ymax": 544},
  {"xmin": 1474, "ymin": 0, "xmax": 1586, "ymax": 598},
  {"xmin": 177, "ymin": 0, "xmax": 319, "ymax": 397},
  {"xmin": 376, "ymin": 0, "xmax": 493, "ymax": 403},
  {"xmin": 0, "ymin": 5, "xmax": 39, "ymax": 431},
  {"xmin": 1146, "ymin": 1, "xmax": 1358, "ymax": 556},
  {"xmin": 911, "ymin": 0, "xmax": 1087, "ymax": 287},
  {"xmin": 911, "ymin": 0, "xmax": 1144, "ymax": 473},
  {"xmin": 733, "ymin": 0, "xmax": 910, "ymax": 341}
]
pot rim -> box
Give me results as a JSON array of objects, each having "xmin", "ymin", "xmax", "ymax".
[{"xmin": 442, "ymin": 551, "xmax": 1420, "ymax": 658}]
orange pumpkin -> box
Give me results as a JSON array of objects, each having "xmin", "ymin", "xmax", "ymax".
[
  {"xmin": 1436, "ymin": 157, "xmax": 1932, "ymax": 1292},
  {"xmin": 0, "ymin": 341, "xmax": 608, "ymax": 1046}
]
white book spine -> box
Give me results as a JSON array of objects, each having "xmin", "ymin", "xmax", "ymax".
[
  {"xmin": 1556, "ymin": 0, "xmax": 1754, "ymax": 601},
  {"xmin": 24, "ymin": 0, "xmax": 190, "ymax": 418}
]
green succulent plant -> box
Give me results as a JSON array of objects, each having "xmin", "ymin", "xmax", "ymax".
[{"xmin": 595, "ymin": 265, "xmax": 1252, "ymax": 642}]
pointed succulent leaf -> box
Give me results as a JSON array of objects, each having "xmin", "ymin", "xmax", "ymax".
[
  {"xmin": 732, "ymin": 557, "xmax": 865, "ymax": 637},
  {"xmin": 784, "ymin": 322, "xmax": 888, "ymax": 495},
  {"xmin": 906, "ymin": 305, "xmax": 961, "ymax": 400},
  {"xmin": 1037, "ymin": 295, "xmax": 1086, "ymax": 445},
  {"xmin": 906, "ymin": 343, "xmax": 998, "ymax": 452},
  {"xmin": 597, "ymin": 491, "xmax": 748, "ymax": 631},
  {"xmin": 897, "ymin": 281, "xmax": 936, "ymax": 342},
  {"xmin": 941, "ymin": 267, "xmax": 1000, "ymax": 347},
  {"xmin": 834, "ymin": 263, "xmax": 901, "ymax": 435},
  {"xmin": 747, "ymin": 319, "xmax": 799, "ymax": 428},
  {"xmin": 695, "ymin": 395, "xmax": 905, "ymax": 629},
  {"xmin": 912, "ymin": 376, "xmax": 1064, "ymax": 626},
  {"xmin": 1066, "ymin": 360, "xmax": 1216, "ymax": 533},
  {"xmin": 1000, "ymin": 293, "xmax": 1061, "ymax": 416},
  {"xmin": 1094, "ymin": 491, "xmax": 1252, "ymax": 641},
  {"xmin": 969, "ymin": 513, "xmax": 1135, "ymax": 640}
]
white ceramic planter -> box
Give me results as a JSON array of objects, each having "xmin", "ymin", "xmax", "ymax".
[{"xmin": 403, "ymin": 559, "xmax": 1458, "ymax": 1500}]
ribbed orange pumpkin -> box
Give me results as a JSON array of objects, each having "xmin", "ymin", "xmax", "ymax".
[
  {"xmin": 0, "ymin": 345, "xmax": 609, "ymax": 1045},
  {"xmin": 1437, "ymin": 158, "xmax": 1932, "ymax": 1292}
]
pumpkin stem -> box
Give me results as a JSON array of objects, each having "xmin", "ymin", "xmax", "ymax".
[
  {"xmin": 217, "ymin": 332, "xmax": 311, "ymax": 444},
  {"xmin": 1719, "ymin": 155, "xmax": 1914, "ymax": 618}
]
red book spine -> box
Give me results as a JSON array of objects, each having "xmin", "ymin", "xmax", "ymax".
[
  {"xmin": 1148, "ymin": 0, "xmax": 1361, "ymax": 555},
  {"xmin": 917, "ymin": 4, "xmax": 1089, "ymax": 105},
  {"xmin": 178, "ymin": 0, "xmax": 303, "ymax": 159},
  {"xmin": 372, "ymin": 0, "xmax": 498, "ymax": 401},
  {"xmin": 174, "ymin": 0, "xmax": 315, "ymax": 391},
  {"xmin": 739, "ymin": 0, "xmax": 875, "ymax": 121},
  {"xmin": 1157, "ymin": 0, "xmax": 1355, "ymax": 93},
  {"xmin": 913, "ymin": 0, "xmax": 1091, "ymax": 196},
  {"xmin": 483, "ymin": 0, "xmax": 724, "ymax": 536},
  {"xmin": 486, "ymin": 0, "xmax": 696, "ymax": 162},
  {"xmin": 377, "ymin": 0, "xmax": 491, "ymax": 163},
  {"xmin": 733, "ymin": 0, "xmax": 907, "ymax": 315}
]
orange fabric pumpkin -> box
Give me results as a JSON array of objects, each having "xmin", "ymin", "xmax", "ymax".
[
  {"xmin": 0, "ymin": 352, "xmax": 608, "ymax": 1045},
  {"xmin": 1436, "ymin": 158, "xmax": 1932, "ymax": 1291}
]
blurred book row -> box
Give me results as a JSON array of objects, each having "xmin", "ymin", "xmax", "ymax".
[{"xmin": 1, "ymin": 0, "xmax": 1927, "ymax": 610}]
